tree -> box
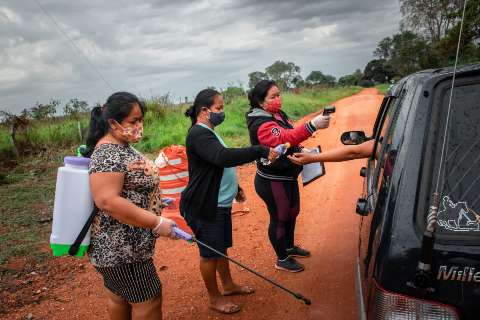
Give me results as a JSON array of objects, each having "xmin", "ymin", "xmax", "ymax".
[
  {"xmin": 436, "ymin": 0, "xmax": 480, "ymax": 65},
  {"xmin": 305, "ymin": 71, "xmax": 336, "ymax": 86},
  {"xmin": 338, "ymin": 69, "xmax": 364, "ymax": 86},
  {"xmin": 363, "ymin": 59, "xmax": 396, "ymax": 83},
  {"xmin": 291, "ymin": 75, "xmax": 305, "ymax": 88},
  {"xmin": 20, "ymin": 108, "xmax": 30, "ymax": 119},
  {"xmin": 248, "ymin": 71, "xmax": 268, "ymax": 89},
  {"xmin": 369, "ymin": 0, "xmax": 479, "ymax": 80},
  {"xmin": 389, "ymin": 31, "xmax": 438, "ymax": 76},
  {"xmin": 400, "ymin": 0, "xmax": 462, "ymax": 43},
  {"xmin": 63, "ymin": 98, "xmax": 89, "ymax": 118},
  {"xmin": 265, "ymin": 61, "xmax": 302, "ymax": 90},
  {"xmin": 374, "ymin": 37, "xmax": 394, "ymax": 60},
  {"xmin": 0, "ymin": 111, "xmax": 29, "ymax": 157},
  {"xmin": 222, "ymin": 85, "xmax": 245, "ymax": 104},
  {"xmin": 30, "ymin": 100, "xmax": 59, "ymax": 120}
]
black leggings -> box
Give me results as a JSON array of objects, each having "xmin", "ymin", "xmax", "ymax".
[{"xmin": 254, "ymin": 174, "xmax": 300, "ymax": 260}]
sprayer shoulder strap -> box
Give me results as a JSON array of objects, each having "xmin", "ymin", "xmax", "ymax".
[{"xmin": 68, "ymin": 205, "xmax": 98, "ymax": 256}]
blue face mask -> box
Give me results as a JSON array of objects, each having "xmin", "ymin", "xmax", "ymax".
[{"xmin": 208, "ymin": 111, "xmax": 225, "ymax": 127}]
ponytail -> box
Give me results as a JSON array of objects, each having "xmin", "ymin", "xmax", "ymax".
[
  {"xmin": 81, "ymin": 91, "xmax": 145, "ymax": 158},
  {"xmin": 185, "ymin": 88, "xmax": 220, "ymax": 128},
  {"xmin": 81, "ymin": 106, "xmax": 108, "ymax": 157},
  {"xmin": 184, "ymin": 105, "xmax": 197, "ymax": 127}
]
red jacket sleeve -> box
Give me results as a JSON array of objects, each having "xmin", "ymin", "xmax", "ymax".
[{"xmin": 257, "ymin": 121, "xmax": 316, "ymax": 147}]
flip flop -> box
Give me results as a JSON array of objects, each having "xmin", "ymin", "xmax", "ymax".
[
  {"xmin": 222, "ymin": 285, "xmax": 255, "ymax": 296},
  {"xmin": 209, "ymin": 302, "xmax": 241, "ymax": 314}
]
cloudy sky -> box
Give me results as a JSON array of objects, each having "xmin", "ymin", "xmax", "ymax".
[{"xmin": 0, "ymin": 0, "xmax": 401, "ymax": 114}]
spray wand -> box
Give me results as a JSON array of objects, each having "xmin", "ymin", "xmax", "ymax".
[{"xmin": 172, "ymin": 226, "xmax": 312, "ymax": 305}]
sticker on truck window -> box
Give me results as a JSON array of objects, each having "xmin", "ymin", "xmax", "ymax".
[{"xmin": 437, "ymin": 196, "xmax": 480, "ymax": 232}]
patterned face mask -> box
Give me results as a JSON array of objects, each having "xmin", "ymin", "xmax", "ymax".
[{"xmin": 114, "ymin": 120, "xmax": 144, "ymax": 143}]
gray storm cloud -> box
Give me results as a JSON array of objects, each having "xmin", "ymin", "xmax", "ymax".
[{"xmin": 0, "ymin": 0, "xmax": 400, "ymax": 113}]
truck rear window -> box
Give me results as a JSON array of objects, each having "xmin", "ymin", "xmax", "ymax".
[{"xmin": 434, "ymin": 82, "xmax": 480, "ymax": 235}]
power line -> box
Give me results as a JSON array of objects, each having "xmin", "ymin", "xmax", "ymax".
[{"xmin": 33, "ymin": 0, "xmax": 114, "ymax": 91}]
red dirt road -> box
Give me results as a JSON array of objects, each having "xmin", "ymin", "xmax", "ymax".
[{"xmin": 2, "ymin": 88, "xmax": 383, "ymax": 320}]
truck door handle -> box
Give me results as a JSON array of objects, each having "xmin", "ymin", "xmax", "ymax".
[{"xmin": 356, "ymin": 198, "xmax": 369, "ymax": 216}]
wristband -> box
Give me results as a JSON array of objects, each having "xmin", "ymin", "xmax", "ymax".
[{"xmin": 152, "ymin": 216, "xmax": 164, "ymax": 238}]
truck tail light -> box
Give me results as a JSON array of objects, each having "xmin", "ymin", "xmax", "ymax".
[{"xmin": 369, "ymin": 280, "xmax": 460, "ymax": 319}]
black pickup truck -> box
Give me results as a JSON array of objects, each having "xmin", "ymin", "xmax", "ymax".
[{"xmin": 343, "ymin": 64, "xmax": 480, "ymax": 319}]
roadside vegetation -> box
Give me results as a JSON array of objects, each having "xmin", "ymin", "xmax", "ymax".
[{"xmin": 0, "ymin": 85, "xmax": 362, "ymax": 268}]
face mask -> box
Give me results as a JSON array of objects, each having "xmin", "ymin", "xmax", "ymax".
[
  {"xmin": 264, "ymin": 97, "xmax": 282, "ymax": 113},
  {"xmin": 114, "ymin": 121, "xmax": 144, "ymax": 143},
  {"xmin": 208, "ymin": 110, "xmax": 225, "ymax": 127}
]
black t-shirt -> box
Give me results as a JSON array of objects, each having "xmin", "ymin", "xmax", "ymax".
[{"xmin": 180, "ymin": 125, "xmax": 269, "ymax": 221}]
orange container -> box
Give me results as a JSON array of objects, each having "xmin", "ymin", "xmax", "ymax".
[{"xmin": 155, "ymin": 145, "xmax": 192, "ymax": 233}]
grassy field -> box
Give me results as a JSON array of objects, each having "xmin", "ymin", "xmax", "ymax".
[
  {"xmin": 139, "ymin": 86, "xmax": 362, "ymax": 151},
  {"xmin": 375, "ymin": 83, "xmax": 391, "ymax": 95},
  {"xmin": 0, "ymin": 86, "xmax": 361, "ymax": 267}
]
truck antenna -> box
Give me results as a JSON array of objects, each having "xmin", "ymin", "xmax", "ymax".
[{"xmin": 408, "ymin": 0, "xmax": 469, "ymax": 293}]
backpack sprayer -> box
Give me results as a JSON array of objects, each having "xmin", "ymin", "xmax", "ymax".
[
  {"xmin": 51, "ymin": 145, "xmax": 177, "ymax": 257},
  {"xmin": 172, "ymin": 226, "xmax": 312, "ymax": 305}
]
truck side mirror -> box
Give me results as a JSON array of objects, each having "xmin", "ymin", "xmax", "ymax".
[{"xmin": 341, "ymin": 131, "xmax": 367, "ymax": 145}]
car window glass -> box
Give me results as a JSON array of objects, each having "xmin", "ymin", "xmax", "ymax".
[
  {"xmin": 434, "ymin": 82, "xmax": 480, "ymax": 234},
  {"xmin": 371, "ymin": 93, "xmax": 402, "ymax": 189}
]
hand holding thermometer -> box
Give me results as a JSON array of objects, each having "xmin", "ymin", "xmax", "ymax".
[
  {"xmin": 322, "ymin": 105, "xmax": 336, "ymax": 115},
  {"xmin": 171, "ymin": 226, "xmax": 311, "ymax": 305},
  {"xmin": 260, "ymin": 142, "xmax": 291, "ymax": 165}
]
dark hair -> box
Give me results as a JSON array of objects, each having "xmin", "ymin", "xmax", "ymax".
[
  {"xmin": 248, "ymin": 80, "xmax": 278, "ymax": 110},
  {"xmin": 184, "ymin": 88, "xmax": 220, "ymax": 127},
  {"xmin": 81, "ymin": 91, "xmax": 145, "ymax": 157}
]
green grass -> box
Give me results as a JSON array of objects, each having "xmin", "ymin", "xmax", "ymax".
[
  {"xmin": 375, "ymin": 83, "xmax": 391, "ymax": 95},
  {"xmin": 0, "ymin": 118, "xmax": 89, "ymax": 162},
  {"xmin": 0, "ymin": 155, "xmax": 61, "ymax": 265},
  {"xmin": 139, "ymin": 86, "xmax": 361, "ymax": 150},
  {"xmin": 0, "ymin": 86, "xmax": 361, "ymax": 267}
]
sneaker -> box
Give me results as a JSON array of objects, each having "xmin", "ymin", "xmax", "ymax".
[
  {"xmin": 275, "ymin": 257, "xmax": 305, "ymax": 273},
  {"xmin": 287, "ymin": 246, "xmax": 311, "ymax": 258}
]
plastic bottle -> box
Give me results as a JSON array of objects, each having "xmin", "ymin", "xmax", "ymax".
[{"xmin": 50, "ymin": 156, "xmax": 93, "ymax": 257}]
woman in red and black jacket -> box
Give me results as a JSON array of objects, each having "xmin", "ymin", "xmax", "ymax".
[{"xmin": 246, "ymin": 80, "xmax": 331, "ymax": 272}]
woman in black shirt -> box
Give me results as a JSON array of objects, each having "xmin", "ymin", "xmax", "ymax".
[{"xmin": 180, "ymin": 89, "xmax": 277, "ymax": 314}]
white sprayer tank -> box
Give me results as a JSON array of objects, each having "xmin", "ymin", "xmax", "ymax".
[{"xmin": 50, "ymin": 156, "xmax": 93, "ymax": 257}]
